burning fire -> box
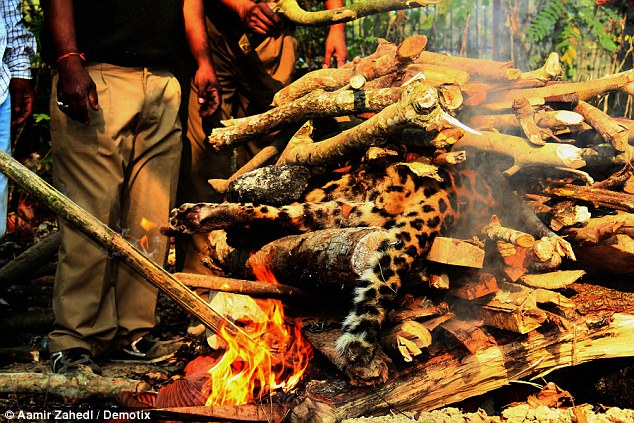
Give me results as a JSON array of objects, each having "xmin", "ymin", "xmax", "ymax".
[{"xmin": 202, "ymin": 262, "xmax": 313, "ymax": 406}]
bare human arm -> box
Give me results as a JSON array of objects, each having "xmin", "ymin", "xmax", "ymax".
[
  {"xmin": 41, "ymin": 0, "xmax": 98, "ymax": 125},
  {"xmin": 323, "ymin": 0, "xmax": 347, "ymax": 68},
  {"xmin": 219, "ymin": 0, "xmax": 284, "ymax": 36},
  {"xmin": 5, "ymin": 0, "xmax": 36, "ymax": 126},
  {"xmin": 183, "ymin": 0, "xmax": 221, "ymax": 117}
]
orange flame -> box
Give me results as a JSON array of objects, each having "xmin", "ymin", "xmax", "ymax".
[{"xmin": 203, "ymin": 262, "xmax": 313, "ymax": 405}]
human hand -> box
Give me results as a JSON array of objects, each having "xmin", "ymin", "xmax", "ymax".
[
  {"xmin": 9, "ymin": 78, "xmax": 35, "ymax": 126},
  {"xmin": 194, "ymin": 64, "xmax": 221, "ymax": 118},
  {"xmin": 323, "ymin": 25, "xmax": 347, "ymax": 68},
  {"xmin": 56, "ymin": 56, "xmax": 99, "ymax": 124},
  {"xmin": 238, "ymin": 1, "xmax": 283, "ymax": 36}
]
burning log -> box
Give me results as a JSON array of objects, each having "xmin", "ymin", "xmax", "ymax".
[
  {"xmin": 203, "ymin": 227, "xmax": 391, "ymax": 290},
  {"xmin": 0, "ymin": 150, "xmax": 259, "ymax": 352},
  {"xmin": 174, "ymin": 272, "xmax": 308, "ymax": 300}
]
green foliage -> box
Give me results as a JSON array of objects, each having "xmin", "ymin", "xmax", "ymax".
[{"xmin": 526, "ymin": 0, "xmax": 622, "ymax": 79}]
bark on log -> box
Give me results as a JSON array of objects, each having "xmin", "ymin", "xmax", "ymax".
[
  {"xmin": 272, "ymin": 36, "xmax": 426, "ymax": 106},
  {"xmin": 513, "ymin": 97, "xmax": 546, "ymax": 146},
  {"xmin": 573, "ymin": 101, "xmax": 629, "ymax": 152},
  {"xmin": 0, "ymin": 150, "xmax": 258, "ymax": 351},
  {"xmin": 415, "ymin": 51, "xmax": 521, "ymax": 81},
  {"xmin": 293, "ymin": 312, "xmax": 634, "ymax": 422},
  {"xmin": 470, "ymin": 281, "xmax": 546, "ymax": 334},
  {"xmin": 572, "ymin": 234, "xmax": 634, "ymax": 275},
  {"xmin": 151, "ymin": 404, "xmax": 291, "ymax": 423},
  {"xmin": 0, "ymin": 231, "xmax": 60, "ymax": 286},
  {"xmin": 173, "ymin": 272, "xmax": 309, "ymax": 300},
  {"xmin": 544, "ymin": 184, "xmax": 634, "ymax": 213},
  {"xmin": 561, "ymin": 212, "xmax": 634, "ymax": 245},
  {"xmin": 0, "ymin": 371, "xmax": 149, "ymax": 402},
  {"xmin": 465, "ymin": 110, "xmax": 585, "ymax": 134},
  {"xmin": 483, "ymin": 215, "xmax": 535, "ymax": 248},
  {"xmin": 483, "ymin": 70, "xmax": 634, "ymax": 110},
  {"xmin": 209, "ymin": 88, "xmax": 404, "ymax": 151},
  {"xmin": 276, "ymin": 82, "xmax": 448, "ymax": 167},
  {"xmin": 206, "ymin": 227, "xmax": 390, "ymax": 291},
  {"xmin": 454, "ymin": 131, "xmax": 586, "ymax": 176}
]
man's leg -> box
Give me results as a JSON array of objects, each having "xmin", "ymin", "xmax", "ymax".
[
  {"xmin": 113, "ymin": 67, "xmax": 183, "ymax": 344},
  {"xmin": 49, "ymin": 64, "xmax": 145, "ymax": 357}
]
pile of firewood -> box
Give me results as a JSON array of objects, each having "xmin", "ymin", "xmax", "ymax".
[{"xmin": 163, "ymin": 34, "xmax": 634, "ymax": 420}]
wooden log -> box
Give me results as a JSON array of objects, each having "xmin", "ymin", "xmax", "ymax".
[
  {"xmin": 151, "ymin": 404, "xmax": 291, "ymax": 423},
  {"xmin": 388, "ymin": 295, "xmax": 448, "ymax": 323},
  {"xmin": 465, "ymin": 109, "xmax": 585, "ymax": 134},
  {"xmin": 447, "ymin": 272, "xmax": 498, "ymax": 300},
  {"xmin": 0, "ymin": 150, "xmax": 258, "ymax": 351},
  {"xmin": 0, "ymin": 231, "xmax": 60, "ymax": 286},
  {"xmin": 513, "ymin": 97, "xmax": 545, "ymax": 146},
  {"xmin": 439, "ymin": 318, "xmax": 496, "ymax": 354},
  {"xmin": 276, "ymin": 82, "xmax": 448, "ymax": 167},
  {"xmin": 544, "ymin": 184, "xmax": 634, "ymax": 213},
  {"xmin": 381, "ymin": 320, "xmax": 432, "ymax": 362},
  {"xmin": 425, "ymin": 237, "xmax": 485, "ymax": 268},
  {"xmin": 173, "ymin": 272, "xmax": 308, "ymax": 300},
  {"xmin": 209, "ymin": 87, "xmax": 404, "ymax": 151},
  {"xmin": 483, "ymin": 215, "xmax": 535, "ymax": 248},
  {"xmin": 519, "ymin": 52, "xmax": 562, "ymax": 84},
  {"xmin": 483, "ymin": 70, "xmax": 634, "ymax": 110},
  {"xmin": 574, "ymin": 101, "xmax": 629, "ymax": 152},
  {"xmin": 293, "ymin": 312, "xmax": 634, "ymax": 422},
  {"xmin": 472, "ymin": 281, "xmax": 546, "ymax": 334},
  {"xmin": 272, "ymin": 35, "xmax": 425, "ymax": 106},
  {"xmin": 0, "ymin": 308, "xmax": 53, "ymax": 334},
  {"xmin": 415, "ymin": 51, "xmax": 521, "ymax": 81},
  {"xmin": 561, "ymin": 212, "xmax": 634, "ymax": 245},
  {"xmin": 520, "ymin": 270, "xmax": 585, "ymax": 290},
  {"xmin": 204, "ymin": 227, "xmax": 390, "ymax": 290},
  {"xmin": 454, "ymin": 131, "xmax": 586, "ymax": 176},
  {"xmin": 572, "ymin": 234, "xmax": 634, "ymax": 275},
  {"xmin": 0, "ymin": 371, "xmax": 149, "ymax": 402}
]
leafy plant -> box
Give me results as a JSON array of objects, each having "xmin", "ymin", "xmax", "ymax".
[{"xmin": 526, "ymin": 0, "xmax": 622, "ymax": 79}]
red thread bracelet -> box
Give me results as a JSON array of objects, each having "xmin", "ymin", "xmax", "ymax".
[{"xmin": 56, "ymin": 52, "xmax": 86, "ymax": 63}]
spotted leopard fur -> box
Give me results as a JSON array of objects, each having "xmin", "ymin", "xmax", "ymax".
[{"xmin": 169, "ymin": 162, "xmax": 495, "ymax": 383}]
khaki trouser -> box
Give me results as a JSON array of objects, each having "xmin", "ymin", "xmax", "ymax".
[
  {"xmin": 176, "ymin": 17, "xmax": 297, "ymax": 275},
  {"xmin": 49, "ymin": 64, "xmax": 182, "ymax": 357}
]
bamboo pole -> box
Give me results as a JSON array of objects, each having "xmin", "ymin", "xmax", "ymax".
[{"xmin": 0, "ymin": 150, "xmax": 258, "ymax": 350}]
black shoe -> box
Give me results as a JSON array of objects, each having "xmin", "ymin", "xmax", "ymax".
[
  {"xmin": 108, "ymin": 334, "xmax": 185, "ymax": 364},
  {"xmin": 50, "ymin": 348, "xmax": 102, "ymax": 375}
]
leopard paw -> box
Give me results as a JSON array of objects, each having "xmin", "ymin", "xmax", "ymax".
[{"xmin": 336, "ymin": 333, "xmax": 389, "ymax": 385}]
